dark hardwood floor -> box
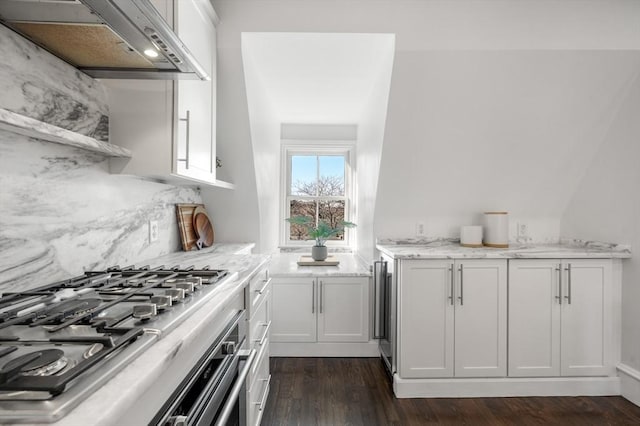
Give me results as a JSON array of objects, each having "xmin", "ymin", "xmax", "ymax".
[{"xmin": 261, "ymin": 358, "xmax": 640, "ymax": 425}]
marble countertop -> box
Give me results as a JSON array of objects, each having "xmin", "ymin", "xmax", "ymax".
[
  {"xmin": 38, "ymin": 243, "xmax": 267, "ymax": 426},
  {"xmin": 377, "ymin": 239, "xmax": 632, "ymax": 260},
  {"xmin": 268, "ymin": 253, "xmax": 371, "ymax": 277}
]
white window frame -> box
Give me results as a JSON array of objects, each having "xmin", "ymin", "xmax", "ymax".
[{"xmin": 280, "ymin": 140, "xmax": 356, "ymax": 248}]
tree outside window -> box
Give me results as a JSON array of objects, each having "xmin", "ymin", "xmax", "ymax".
[{"xmin": 287, "ymin": 153, "xmax": 349, "ymax": 243}]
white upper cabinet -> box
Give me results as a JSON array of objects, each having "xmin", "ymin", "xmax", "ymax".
[
  {"xmin": 106, "ymin": 0, "xmax": 233, "ymax": 189},
  {"xmin": 175, "ymin": 0, "xmax": 216, "ymax": 181},
  {"xmin": 508, "ymin": 259, "xmax": 613, "ymax": 377}
]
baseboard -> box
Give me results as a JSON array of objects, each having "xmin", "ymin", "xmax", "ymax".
[
  {"xmin": 618, "ymin": 363, "xmax": 640, "ymax": 407},
  {"xmin": 393, "ymin": 375, "xmax": 621, "ymax": 398},
  {"xmin": 269, "ymin": 341, "xmax": 379, "ymax": 357}
]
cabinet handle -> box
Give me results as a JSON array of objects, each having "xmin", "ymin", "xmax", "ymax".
[
  {"xmin": 178, "ymin": 110, "xmax": 191, "ymax": 169},
  {"xmin": 255, "ymin": 278, "xmax": 272, "ymax": 295},
  {"xmin": 215, "ymin": 349, "xmax": 256, "ymax": 426},
  {"xmin": 255, "ymin": 374, "xmax": 272, "ymax": 411},
  {"xmin": 312, "ymin": 280, "xmax": 315, "ymax": 314},
  {"xmin": 555, "ymin": 264, "xmax": 562, "ymax": 304},
  {"xmin": 457, "ymin": 264, "xmax": 464, "ymax": 306},
  {"xmin": 448, "ymin": 265, "xmax": 454, "ymax": 305},
  {"xmin": 319, "ymin": 281, "xmax": 324, "ymax": 313},
  {"xmin": 564, "ymin": 263, "xmax": 572, "ymax": 304},
  {"xmin": 253, "ymin": 321, "xmax": 271, "ymax": 346}
]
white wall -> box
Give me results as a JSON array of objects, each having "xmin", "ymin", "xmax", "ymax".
[
  {"xmin": 374, "ymin": 50, "xmax": 640, "ymax": 242},
  {"xmin": 559, "ymin": 68, "xmax": 640, "ymax": 381},
  {"xmin": 356, "ymin": 40, "xmax": 395, "ymax": 262},
  {"xmin": 241, "ymin": 35, "xmax": 282, "ymax": 253},
  {"xmin": 200, "ymin": 47, "xmax": 261, "ymax": 248},
  {"xmin": 212, "ymin": 0, "xmax": 640, "ymax": 253},
  {"xmin": 212, "ymin": 0, "xmax": 640, "ymax": 51}
]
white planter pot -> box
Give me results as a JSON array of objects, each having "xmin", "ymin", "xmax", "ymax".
[{"xmin": 311, "ymin": 246, "xmax": 328, "ymax": 261}]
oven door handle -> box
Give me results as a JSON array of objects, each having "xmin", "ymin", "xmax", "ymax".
[{"xmin": 214, "ymin": 348, "xmax": 257, "ymax": 426}]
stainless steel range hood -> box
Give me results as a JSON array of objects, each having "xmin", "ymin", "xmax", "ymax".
[{"xmin": 0, "ymin": 0, "xmax": 210, "ymax": 80}]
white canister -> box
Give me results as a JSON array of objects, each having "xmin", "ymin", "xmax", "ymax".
[
  {"xmin": 483, "ymin": 212, "xmax": 509, "ymax": 248},
  {"xmin": 460, "ymin": 226, "xmax": 483, "ymax": 247}
]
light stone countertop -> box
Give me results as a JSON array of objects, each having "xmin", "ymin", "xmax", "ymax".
[
  {"xmin": 35, "ymin": 243, "xmax": 267, "ymax": 426},
  {"xmin": 377, "ymin": 239, "xmax": 632, "ymax": 260},
  {"xmin": 268, "ymin": 252, "xmax": 372, "ymax": 277}
]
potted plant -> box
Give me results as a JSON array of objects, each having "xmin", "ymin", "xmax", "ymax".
[{"xmin": 285, "ymin": 216, "xmax": 356, "ymax": 261}]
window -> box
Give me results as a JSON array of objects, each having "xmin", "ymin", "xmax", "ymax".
[{"xmin": 282, "ymin": 144, "xmax": 354, "ymax": 246}]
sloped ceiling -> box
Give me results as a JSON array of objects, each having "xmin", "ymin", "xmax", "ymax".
[{"xmin": 241, "ymin": 32, "xmax": 395, "ymax": 123}]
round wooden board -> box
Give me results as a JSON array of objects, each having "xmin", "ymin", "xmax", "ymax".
[{"xmin": 192, "ymin": 206, "xmax": 214, "ymax": 248}]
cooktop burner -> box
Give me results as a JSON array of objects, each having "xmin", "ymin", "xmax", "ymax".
[{"xmin": 0, "ymin": 265, "xmax": 237, "ymax": 423}]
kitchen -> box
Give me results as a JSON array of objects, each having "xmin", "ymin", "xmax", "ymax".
[{"xmin": 1, "ymin": 0, "xmax": 640, "ymax": 424}]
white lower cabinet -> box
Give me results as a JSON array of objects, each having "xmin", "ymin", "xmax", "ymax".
[
  {"xmin": 398, "ymin": 259, "xmax": 507, "ymax": 379},
  {"xmin": 271, "ymin": 277, "xmax": 370, "ymax": 344},
  {"xmin": 508, "ymin": 259, "xmax": 613, "ymax": 377},
  {"xmin": 245, "ymin": 266, "xmax": 271, "ymax": 426}
]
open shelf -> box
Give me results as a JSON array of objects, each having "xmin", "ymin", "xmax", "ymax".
[{"xmin": 0, "ymin": 108, "xmax": 131, "ymax": 158}]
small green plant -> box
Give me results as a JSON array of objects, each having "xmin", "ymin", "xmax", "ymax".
[{"xmin": 286, "ymin": 216, "xmax": 356, "ymax": 247}]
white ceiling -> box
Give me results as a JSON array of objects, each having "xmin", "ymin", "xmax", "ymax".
[{"xmin": 241, "ymin": 32, "xmax": 395, "ymax": 123}]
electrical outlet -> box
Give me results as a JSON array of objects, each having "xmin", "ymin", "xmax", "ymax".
[
  {"xmin": 149, "ymin": 220, "xmax": 159, "ymax": 243},
  {"xmin": 416, "ymin": 222, "xmax": 426, "ymax": 237},
  {"xmin": 517, "ymin": 222, "xmax": 528, "ymax": 238}
]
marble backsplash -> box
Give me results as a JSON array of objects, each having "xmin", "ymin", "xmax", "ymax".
[
  {"xmin": 0, "ymin": 23, "xmax": 203, "ymax": 292},
  {"xmin": 0, "ymin": 24, "xmax": 109, "ymax": 140},
  {"xmin": 0, "ymin": 132, "xmax": 201, "ymax": 292}
]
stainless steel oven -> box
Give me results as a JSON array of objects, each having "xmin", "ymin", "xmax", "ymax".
[
  {"xmin": 152, "ymin": 310, "xmax": 255, "ymax": 426},
  {"xmin": 373, "ymin": 256, "xmax": 396, "ymax": 377}
]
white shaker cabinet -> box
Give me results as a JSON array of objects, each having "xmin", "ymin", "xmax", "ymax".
[
  {"xmin": 106, "ymin": 0, "xmax": 233, "ymax": 188},
  {"xmin": 270, "ymin": 278, "xmax": 316, "ymax": 342},
  {"xmin": 509, "ymin": 259, "xmax": 613, "ymax": 377},
  {"xmin": 317, "ymin": 277, "xmax": 369, "ymax": 343},
  {"xmin": 398, "ymin": 259, "xmax": 507, "ymax": 379},
  {"xmin": 270, "ymin": 277, "xmax": 369, "ymax": 344}
]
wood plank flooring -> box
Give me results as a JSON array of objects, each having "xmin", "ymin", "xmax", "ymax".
[{"xmin": 261, "ymin": 358, "xmax": 640, "ymax": 425}]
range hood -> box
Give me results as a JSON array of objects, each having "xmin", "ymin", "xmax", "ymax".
[{"xmin": 0, "ymin": 0, "xmax": 209, "ymax": 80}]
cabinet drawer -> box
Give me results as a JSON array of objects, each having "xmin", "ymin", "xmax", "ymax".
[
  {"xmin": 247, "ymin": 269, "xmax": 270, "ymax": 318},
  {"xmin": 249, "ymin": 287, "xmax": 271, "ymax": 352},
  {"xmin": 247, "ymin": 343, "xmax": 271, "ymax": 426}
]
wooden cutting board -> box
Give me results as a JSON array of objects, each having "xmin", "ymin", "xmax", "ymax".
[
  {"xmin": 193, "ymin": 206, "xmax": 214, "ymax": 249},
  {"xmin": 176, "ymin": 203, "xmax": 204, "ymax": 251}
]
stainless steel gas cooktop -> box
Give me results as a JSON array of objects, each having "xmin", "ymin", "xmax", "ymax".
[{"xmin": 0, "ymin": 265, "xmax": 237, "ymax": 423}]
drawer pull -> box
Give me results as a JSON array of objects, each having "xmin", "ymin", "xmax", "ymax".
[
  {"xmin": 253, "ymin": 321, "xmax": 271, "ymax": 346},
  {"xmin": 254, "ymin": 374, "xmax": 272, "ymax": 411},
  {"xmin": 254, "ymin": 278, "xmax": 272, "ymax": 295}
]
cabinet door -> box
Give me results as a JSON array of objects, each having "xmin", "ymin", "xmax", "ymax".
[
  {"xmin": 270, "ymin": 278, "xmax": 316, "ymax": 343},
  {"xmin": 508, "ymin": 260, "xmax": 561, "ymax": 377},
  {"xmin": 398, "ymin": 260, "xmax": 454, "ymax": 378},
  {"xmin": 454, "ymin": 259, "xmax": 507, "ymax": 377},
  {"xmin": 560, "ymin": 259, "xmax": 612, "ymax": 376},
  {"xmin": 175, "ymin": 0, "xmax": 215, "ymax": 179},
  {"xmin": 317, "ymin": 277, "xmax": 369, "ymax": 343}
]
